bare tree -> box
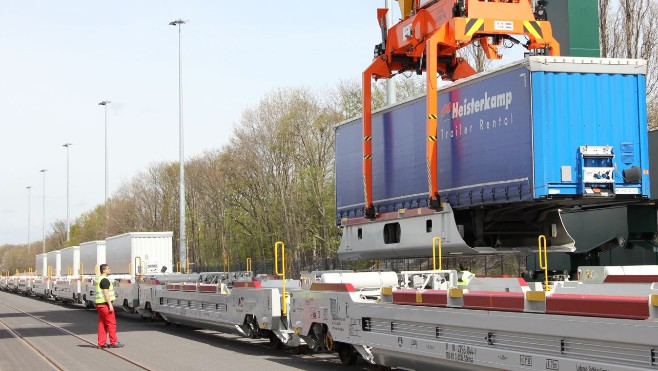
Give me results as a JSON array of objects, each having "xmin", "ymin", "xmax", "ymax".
[
  {"xmin": 601, "ymin": 0, "xmax": 658, "ymax": 129},
  {"xmin": 599, "ymin": 0, "xmax": 612, "ymax": 57},
  {"xmin": 457, "ymin": 41, "xmax": 495, "ymax": 73},
  {"xmin": 47, "ymin": 220, "xmax": 68, "ymax": 250}
]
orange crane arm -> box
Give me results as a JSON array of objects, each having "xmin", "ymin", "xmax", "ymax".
[{"xmin": 362, "ymin": 0, "xmax": 559, "ymax": 219}]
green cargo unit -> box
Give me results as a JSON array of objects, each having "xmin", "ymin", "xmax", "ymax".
[{"xmin": 546, "ymin": 0, "xmax": 600, "ymax": 57}]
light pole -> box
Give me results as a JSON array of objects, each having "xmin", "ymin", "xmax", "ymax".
[
  {"xmin": 170, "ymin": 19, "xmax": 187, "ymax": 265},
  {"xmin": 63, "ymin": 143, "xmax": 72, "ymax": 241},
  {"xmin": 26, "ymin": 186, "xmax": 31, "ymax": 255},
  {"xmin": 98, "ymin": 100, "xmax": 110, "ymax": 232},
  {"xmin": 40, "ymin": 169, "xmax": 47, "ymax": 254}
]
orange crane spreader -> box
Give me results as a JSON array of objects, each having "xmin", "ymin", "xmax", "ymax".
[{"xmin": 362, "ymin": 0, "xmax": 560, "ymax": 219}]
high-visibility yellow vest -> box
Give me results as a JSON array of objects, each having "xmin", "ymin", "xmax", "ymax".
[
  {"xmin": 458, "ymin": 271, "xmax": 475, "ymax": 286},
  {"xmin": 95, "ymin": 277, "xmax": 116, "ymax": 304}
]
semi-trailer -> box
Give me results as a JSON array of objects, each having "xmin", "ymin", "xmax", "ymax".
[{"xmin": 337, "ymin": 57, "xmax": 650, "ymax": 260}]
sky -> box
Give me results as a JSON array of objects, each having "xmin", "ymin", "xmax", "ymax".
[{"xmin": 0, "ymin": 1, "xmax": 526, "ymax": 246}]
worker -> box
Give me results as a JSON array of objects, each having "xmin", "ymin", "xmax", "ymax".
[
  {"xmin": 457, "ymin": 271, "xmax": 475, "ymax": 286},
  {"xmin": 95, "ymin": 264, "xmax": 124, "ymax": 349}
]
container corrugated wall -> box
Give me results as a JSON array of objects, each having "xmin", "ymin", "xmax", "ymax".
[
  {"xmin": 60, "ymin": 246, "xmax": 80, "ymax": 276},
  {"xmin": 106, "ymin": 232, "xmax": 173, "ymax": 275},
  {"xmin": 531, "ymin": 70, "xmax": 649, "ymax": 196},
  {"xmin": 35, "ymin": 254, "xmax": 47, "ymax": 276},
  {"xmin": 79, "ymin": 241, "xmax": 106, "ymax": 275},
  {"xmin": 46, "ymin": 251, "xmax": 61, "ymax": 276}
]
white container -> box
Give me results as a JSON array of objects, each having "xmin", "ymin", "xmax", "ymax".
[
  {"xmin": 79, "ymin": 241, "xmax": 106, "ymax": 275},
  {"xmin": 46, "ymin": 250, "xmax": 61, "ymax": 276},
  {"xmin": 105, "ymin": 232, "xmax": 173, "ymax": 275},
  {"xmin": 60, "ymin": 246, "xmax": 80, "ymax": 276},
  {"xmin": 35, "ymin": 254, "xmax": 47, "ymax": 276}
]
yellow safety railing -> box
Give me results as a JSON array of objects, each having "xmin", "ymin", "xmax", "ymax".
[
  {"xmin": 538, "ymin": 235, "xmax": 549, "ymax": 291},
  {"xmin": 135, "ymin": 257, "xmax": 143, "ymax": 278},
  {"xmin": 246, "ymin": 257, "xmax": 252, "ymax": 272},
  {"xmin": 274, "ymin": 241, "xmax": 287, "ymax": 316},
  {"xmin": 286, "ymin": 251, "xmax": 292, "ymax": 275},
  {"xmin": 5, "ymin": 270, "xmax": 9, "ymax": 277},
  {"xmin": 47, "ymin": 266, "xmax": 52, "ymax": 278},
  {"xmin": 28, "ymin": 268, "xmax": 33, "ymax": 276},
  {"xmin": 67, "ymin": 266, "xmax": 72, "ymax": 275},
  {"xmin": 176, "ymin": 261, "xmax": 190, "ymax": 274},
  {"xmin": 79, "ymin": 262, "xmax": 84, "ymax": 278},
  {"xmin": 223, "ymin": 255, "xmax": 231, "ymax": 273},
  {"xmin": 432, "ymin": 236, "xmax": 442, "ymax": 271},
  {"xmin": 15, "ymin": 269, "xmax": 19, "ymax": 276}
]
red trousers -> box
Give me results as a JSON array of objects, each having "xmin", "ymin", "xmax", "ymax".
[{"xmin": 97, "ymin": 304, "xmax": 118, "ymax": 346}]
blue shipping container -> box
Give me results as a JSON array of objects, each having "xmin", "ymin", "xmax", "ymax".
[{"xmin": 335, "ymin": 57, "xmax": 650, "ymax": 221}]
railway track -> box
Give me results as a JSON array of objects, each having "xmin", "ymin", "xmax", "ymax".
[
  {"xmin": 0, "ymin": 291, "xmax": 370, "ymax": 370},
  {"xmin": 0, "ymin": 299, "xmax": 152, "ymax": 371}
]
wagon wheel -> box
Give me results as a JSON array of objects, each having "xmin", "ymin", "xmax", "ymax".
[
  {"xmin": 268, "ymin": 331, "xmax": 282, "ymax": 350},
  {"xmin": 336, "ymin": 343, "xmax": 358, "ymax": 365}
]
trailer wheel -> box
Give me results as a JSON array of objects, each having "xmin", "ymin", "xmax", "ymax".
[
  {"xmin": 244, "ymin": 315, "xmax": 259, "ymax": 339},
  {"xmin": 268, "ymin": 331, "xmax": 282, "ymax": 350},
  {"xmin": 294, "ymin": 345, "xmax": 308, "ymax": 355},
  {"xmin": 247, "ymin": 320, "xmax": 259, "ymax": 339},
  {"xmin": 335, "ymin": 343, "xmax": 358, "ymax": 365}
]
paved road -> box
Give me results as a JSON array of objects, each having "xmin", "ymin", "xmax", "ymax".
[{"xmin": 0, "ymin": 290, "xmax": 373, "ymax": 371}]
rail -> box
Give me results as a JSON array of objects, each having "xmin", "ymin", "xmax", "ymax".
[
  {"xmin": 0, "ymin": 300, "xmax": 152, "ymax": 370},
  {"xmin": 246, "ymin": 257, "xmax": 252, "ymax": 272}
]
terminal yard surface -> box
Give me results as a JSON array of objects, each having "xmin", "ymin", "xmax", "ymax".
[{"xmin": 0, "ymin": 291, "xmax": 370, "ymax": 371}]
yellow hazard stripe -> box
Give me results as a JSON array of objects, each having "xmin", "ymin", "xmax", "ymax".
[
  {"xmin": 363, "ymin": 155, "xmax": 372, "ymax": 159},
  {"xmin": 363, "ymin": 136, "xmax": 372, "ymax": 140},
  {"xmin": 523, "ymin": 21, "xmax": 543, "ymax": 40},
  {"xmin": 427, "ymin": 136, "xmax": 437, "ymax": 141},
  {"xmin": 465, "ymin": 18, "xmax": 484, "ymax": 37},
  {"xmin": 427, "ymin": 114, "xmax": 437, "ymax": 120}
]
